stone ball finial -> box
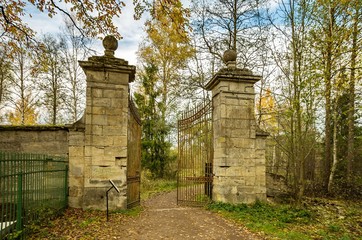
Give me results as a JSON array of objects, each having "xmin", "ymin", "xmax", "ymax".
[
  {"xmin": 223, "ymin": 49, "xmax": 237, "ymax": 68},
  {"xmin": 103, "ymin": 35, "xmax": 118, "ymax": 57}
]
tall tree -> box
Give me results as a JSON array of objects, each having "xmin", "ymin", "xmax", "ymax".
[
  {"xmin": 310, "ymin": 0, "xmax": 350, "ymax": 191},
  {"xmin": 136, "ymin": 0, "xmax": 193, "ymax": 177},
  {"xmin": 191, "ymin": 0, "xmax": 269, "ymax": 69},
  {"xmin": 60, "ymin": 16, "xmax": 92, "ymax": 123},
  {"xmin": 346, "ymin": 1, "xmax": 361, "ymax": 184},
  {"xmin": 268, "ymin": 0, "xmax": 319, "ymax": 201},
  {"xmin": 135, "ymin": 63, "xmax": 173, "ymax": 178},
  {"xmin": 7, "ymin": 45, "xmax": 39, "ymax": 125},
  {"xmin": 0, "ymin": 46, "xmax": 12, "ymax": 119},
  {"xmin": 36, "ymin": 34, "xmax": 67, "ymax": 125},
  {"xmin": 138, "ymin": 0, "xmax": 194, "ymax": 123}
]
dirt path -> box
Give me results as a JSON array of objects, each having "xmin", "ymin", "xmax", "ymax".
[{"xmin": 117, "ymin": 191, "xmax": 262, "ymax": 239}]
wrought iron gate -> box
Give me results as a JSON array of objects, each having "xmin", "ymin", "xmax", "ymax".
[
  {"xmin": 127, "ymin": 99, "xmax": 141, "ymax": 208},
  {"xmin": 177, "ymin": 100, "xmax": 213, "ymax": 206}
]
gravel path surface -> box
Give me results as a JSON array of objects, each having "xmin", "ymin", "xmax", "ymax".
[{"xmin": 118, "ymin": 190, "xmax": 262, "ymax": 239}]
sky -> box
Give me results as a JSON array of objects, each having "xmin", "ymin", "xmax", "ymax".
[{"xmin": 23, "ymin": 0, "xmax": 147, "ymax": 65}]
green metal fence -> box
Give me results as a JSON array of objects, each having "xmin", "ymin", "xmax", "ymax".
[{"xmin": 0, "ymin": 152, "xmax": 68, "ymax": 239}]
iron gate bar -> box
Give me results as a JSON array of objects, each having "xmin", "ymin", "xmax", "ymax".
[{"xmin": 177, "ymin": 100, "xmax": 213, "ymax": 206}]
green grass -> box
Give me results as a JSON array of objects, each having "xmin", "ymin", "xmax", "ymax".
[
  {"xmin": 112, "ymin": 206, "xmax": 142, "ymax": 217},
  {"xmin": 141, "ymin": 171, "xmax": 177, "ymax": 200},
  {"xmin": 207, "ymin": 199, "xmax": 362, "ymax": 240}
]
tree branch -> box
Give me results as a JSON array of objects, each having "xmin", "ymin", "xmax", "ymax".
[
  {"xmin": 0, "ymin": 5, "xmax": 36, "ymax": 46},
  {"xmin": 49, "ymin": 0, "xmax": 86, "ymax": 38}
]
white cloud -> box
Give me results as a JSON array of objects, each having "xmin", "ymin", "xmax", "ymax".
[{"xmin": 112, "ymin": 0, "xmax": 148, "ymax": 65}]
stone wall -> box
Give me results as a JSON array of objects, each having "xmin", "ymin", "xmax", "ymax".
[
  {"xmin": 0, "ymin": 126, "xmax": 68, "ymax": 157},
  {"xmin": 67, "ymin": 119, "xmax": 85, "ymax": 208}
]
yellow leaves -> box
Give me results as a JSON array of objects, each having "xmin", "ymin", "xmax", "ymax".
[
  {"xmin": 137, "ymin": 0, "xmax": 194, "ymax": 107},
  {"xmin": 257, "ymin": 89, "xmax": 278, "ymax": 134},
  {"xmin": 8, "ymin": 110, "xmax": 38, "ymax": 125},
  {"xmin": 260, "ymin": 89, "xmax": 275, "ymax": 111},
  {"xmin": 7, "ymin": 93, "xmax": 39, "ymax": 125}
]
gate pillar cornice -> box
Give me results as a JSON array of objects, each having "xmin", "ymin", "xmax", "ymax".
[
  {"xmin": 205, "ymin": 50, "xmax": 267, "ymax": 204},
  {"xmin": 79, "ymin": 36, "xmax": 135, "ymax": 83},
  {"xmin": 205, "ymin": 50, "xmax": 261, "ymax": 94}
]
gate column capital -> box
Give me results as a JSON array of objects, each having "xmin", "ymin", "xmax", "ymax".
[
  {"xmin": 205, "ymin": 68, "xmax": 261, "ymax": 91},
  {"xmin": 79, "ymin": 35, "xmax": 135, "ymax": 84}
]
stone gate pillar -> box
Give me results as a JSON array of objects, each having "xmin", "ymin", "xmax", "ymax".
[
  {"xmin": 205, "ymin": 50, "xmax": 268, "ymax": 204},
  {"xmin": 68, "ymin": 36, "xmax": 136, "ymax": 210}
]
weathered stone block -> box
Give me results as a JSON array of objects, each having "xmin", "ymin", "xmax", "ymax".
[
  {"xmin": 106, "ymin": 107, "xmax": 127, "ymax": 116},
  {"xmin": 225, "ymin": 119, "xmax": 248, "ymax": 129},
  {"xmin": 69, "ymin": 175, "xmax": 84, "ymax": 187},
  {"xmin": 255, "ymin": 175, "xmax": 266, "ymax": 187},
  {"xmin": 92, "ymin": 107, "xmax": 107, "ymax": 115},
  {"xmin": 245, "ymin": 176, "xmax": 256, "ymax": 186},
  {"xmin": 111, "ymin": 98, "xmax": 128, "ymax": 108},
  {"xmin": 226, "ymin": 105, "xmax": 244, "ymax": 119},
  {"xmin": 214, "ymin": 140, "xmax": 227, "ymax": 149},
  {"xmin": 250, "ymin": 129, "xmax": 256, "ymax": 138},
  {"xmin": 225, "ymin": 97, "xmax": 240, "ymax": 106},
  {"xmin": 112, "ymin": 135, "xmax": 127, "ymax": 145},
  {"xmin": 256, "ymin": 137, "xmax": 266, "ymax": 149},
  {"xmin": 212, "ymin": 83, "xmax": 230, "ymax": 95},
  {"xmin": 228, "ymin": 82, "xmax": 246, "ymax": 92},
  {"xmin": 104, "ymin": 89, "xmax": 124, "ymax": 98},
  {"xmin": 108, "ymin": 72, "xmax": 129, "ymax": 85},
  {"xmin": 104, "ymin": 146, "xmax": 127, "ymax": 158},
  {"xmin": 69, "ymin": 146, "xmax": 84, "ymax": 157},
  {"xmin": 103, "ymin": 126, "xmax": 127, "ymax": 136},
  {"xmin": 92, "ymin": 115, "xmax": 107, "ymax": 125},
  {"xmin": 107, "ymin": 115, "xmax": 127, "ymax": 126},
  {"xmin": 92, "ymin": 136, "xmax": 113, "ymax": 146},
  {"xmin": 90, "ymin": 165, "xmax": 122, "ymax": 179},
  {"xmin": 90, "ymin": 125, "xmax": 103, "ymax": 136},
  {"xmin": 90, "ymin": 147, "xmax": 105, "ymax": 159},
  {"xmin": 69, "ymin": 132, "xmax": 85, "ymax": 145},
  {"xmin": 84, "ymin": 146, "xmax": 93, "ymax": 158},
  {"xmin": 240, "ymin": 166, "xmax": 255, "ymax": 177},
  {"xmin": 213, "ymin": 148, "xmax": 226, "ymax": 160},
  {"xmin": 92, "ymin": 98, "xmax": 111, "ymax": 107},
  {"xmin": 256, "ymin": 165, "xmax": 266, "ymax": 177},
  {"xmin": 83, "ymin": 186, "xmax": 127, "ymax": 211},
  {"xmin": 68, "ymin": 188, "xmax": 83, "ymax": 208},
  {"xmin": 91, "ymin": 88, "xmax": 103, "ymax": 98}
]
